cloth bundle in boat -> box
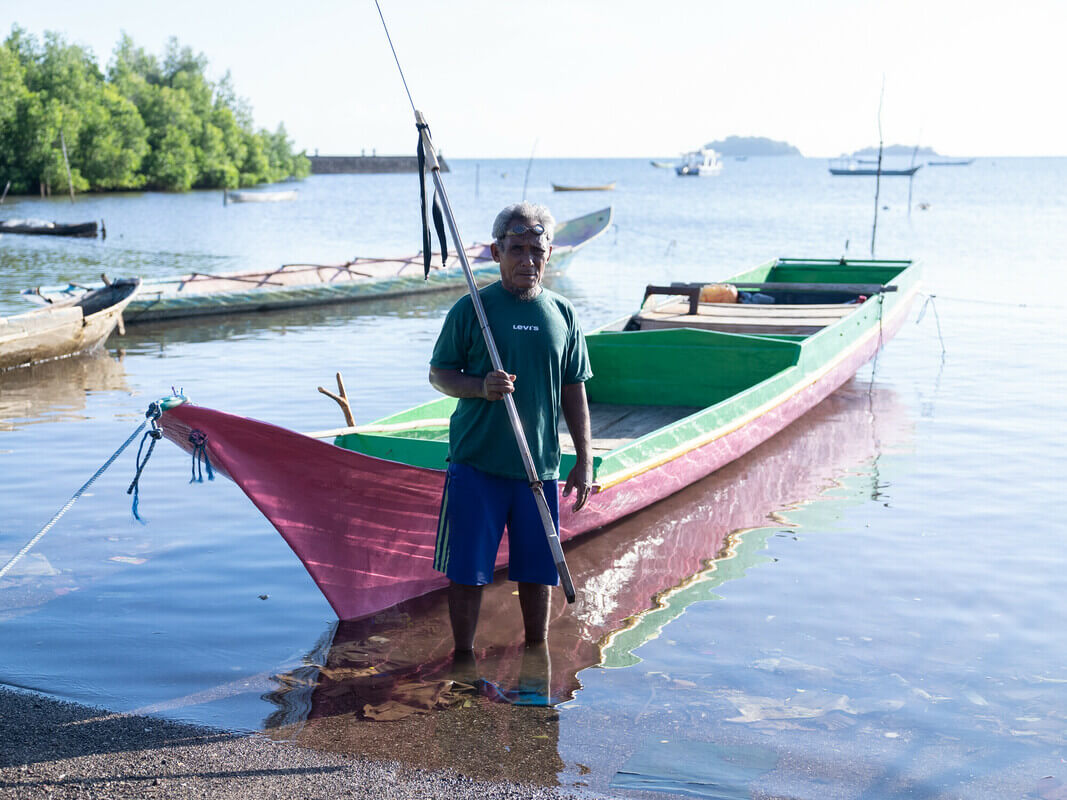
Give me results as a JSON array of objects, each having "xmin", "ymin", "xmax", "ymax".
[
  {"xmin": 699, "ymin": 283, "xmax": 739, "ymax": 303},
  {"xmin": 159, "ymin": 403, "xmax": 453, "ymax": 620}
]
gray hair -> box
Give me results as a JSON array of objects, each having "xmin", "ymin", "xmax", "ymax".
[{"xmin": 492, "ymin": 202, "xmax": 555, "ymax": 243}]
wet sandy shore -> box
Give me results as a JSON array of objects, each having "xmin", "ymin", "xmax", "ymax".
[{"xmin": 0, "ymin": 687, "xmax": 586, "ymax": 799}]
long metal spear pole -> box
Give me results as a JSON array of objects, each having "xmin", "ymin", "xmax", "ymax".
[{"xmin": 415, "ymin": 111, "xmax": 576, "ymax": 603}]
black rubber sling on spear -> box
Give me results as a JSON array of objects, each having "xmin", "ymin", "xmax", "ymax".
[{"xmin": 416, "ymin": 128, "xmax": 448, "ymax": 276}]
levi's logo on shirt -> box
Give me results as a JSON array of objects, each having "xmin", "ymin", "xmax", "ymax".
[{"xmin": 512, "ymin": 324, "xmax": 540, "ymax": 331}]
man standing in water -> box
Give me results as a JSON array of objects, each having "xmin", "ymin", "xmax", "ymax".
[{"xmin": 429, "ymin": 201, "xmax": 594, "ymax": 653}]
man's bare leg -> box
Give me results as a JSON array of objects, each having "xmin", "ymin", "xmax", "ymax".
[
  {"xmin": 448, "ymin": 581, "xmax": 484, "ymax": 652},
  {"xmin": 518, "ymin": 582, "xmax": 551, "ymax": 644}
]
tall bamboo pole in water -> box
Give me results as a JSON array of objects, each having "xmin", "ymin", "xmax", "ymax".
[
  {"xmin": 870, "ymin": 77, "xmax": 885, "ymax": 258},
  {"xmin": 59, "ymin": 130, "xmax": 75, "ymax": 202}
]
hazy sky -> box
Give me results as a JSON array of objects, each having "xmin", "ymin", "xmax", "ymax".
[{"xmin": 3, "ymin": 0, "xmax": 1063, "ymax": 158}]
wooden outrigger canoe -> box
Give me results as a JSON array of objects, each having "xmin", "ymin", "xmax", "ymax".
[
  {"xmin": 551, "ymin": 182, "xmax": 616, "ymax": 192},
  {"xmin": 225, "ymin": 189, "xmax": 297, "ymax": 203},
  {"xmin": 21, "ymin": 207, "xmax": 613, "ymax": 323},
  {"xmin": 0, "ymin": 279, "xmax": 139, "ymax": 370},
  {"xmin": 155, "ymin": 257, "xmax": 918, "ymax": 621},
  {"xmin": 829, "ymin": 165, "xmax": 922, "ymax": 176},
  {"xmin": 0, "ymin": 219, "xmax": 98, "ymax": 237}
]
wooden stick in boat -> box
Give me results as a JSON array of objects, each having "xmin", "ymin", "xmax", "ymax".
[
  {"xmin": 304, "ymin": 418, "xmax": 451, "ymax": 439},
  {"xmin": 317, "ymin": 372, "xmax": 355, "ymax": 427}
]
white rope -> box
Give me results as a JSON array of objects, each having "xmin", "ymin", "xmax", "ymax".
[{"xmin": 0, "ymin": 415, "xmax": 155, "ymax": 580}]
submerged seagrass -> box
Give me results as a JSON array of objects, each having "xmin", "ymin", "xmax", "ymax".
[{"xmin": 157, "ymin": 257, "xmax": 919, "ymax": 620}]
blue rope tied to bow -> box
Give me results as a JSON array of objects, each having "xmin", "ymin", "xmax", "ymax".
[
  {"xmin": 126, "ymin": 402, "xmax": 164, "ymax": 522},
  {"xmin": 188, "ymin": 430, "xmax": 214, "ymax": 483}
]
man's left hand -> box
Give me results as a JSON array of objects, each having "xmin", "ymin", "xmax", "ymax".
[{"xmin": 563, "ymin": 461, "xmax": 596, "ymax": 512}]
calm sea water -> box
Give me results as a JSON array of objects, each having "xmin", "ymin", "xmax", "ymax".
[{"xmin": 1, "ymin": 157, "xmax": 1066, "ymax": 798}]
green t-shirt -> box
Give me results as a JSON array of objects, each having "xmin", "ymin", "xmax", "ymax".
[{"xmin": 430, "ymin": 281, "xmax": 592, "ymax": 480}]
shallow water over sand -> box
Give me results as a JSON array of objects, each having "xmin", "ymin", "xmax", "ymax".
[{"xmin": 2, "ymin": 157, "xmax": 1066, "ymax": 797}]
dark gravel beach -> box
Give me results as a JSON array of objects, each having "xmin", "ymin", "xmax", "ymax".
[{"xmin": 0, "ymin": 687, "xmax": 587, "ymax": 800}]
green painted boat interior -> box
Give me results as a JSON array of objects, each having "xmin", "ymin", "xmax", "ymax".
[
  {"xmin": 584, "ymin": 327, "xmax": 800, "ymax": 407},
  {"xmin": 334, "ymin": 257, "xmax": 917, "ymax": 480}
]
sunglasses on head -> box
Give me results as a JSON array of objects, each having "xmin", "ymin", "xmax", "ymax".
[{"xmin": 504, "ymin": 222, "xmax": 546, "ymax": 237}]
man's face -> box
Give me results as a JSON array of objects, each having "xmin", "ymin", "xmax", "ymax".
[{"xmin": 492, "ymin": 224, "xmax": 552, "ymax": 298}]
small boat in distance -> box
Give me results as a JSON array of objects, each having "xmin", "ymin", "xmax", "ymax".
[
  {"xmin": 22, "ymin": 207, "xmax": 614, "ymax": 324},
  {"xmin": 650, "ymin": 160, "xmax": 674, "ymax": 168},
  {"xmin": 926, "ymin": 159, "xmax": 974, "ymax": 166},
  {"xmin": 551, "ymin": 182, "xmax": 616, "ymax": 192},
  {"xmin": 0, "ymin": 219, "xmax": 99, "ymax": 237},
  {"xmin": 676, "ymin": 148, "xmax": 723, "ymax": 176},
  {"xmin": 225, "ymin": 189, "xmax": 298, "ymax": 203},
  {"xmin": 828, "ymin": 158, "xmax": 921, "ymax": 176},
  {"xmin": 1, "ymin": 279, "xmax": 139, "ymax": 370},
  {"xmin": 154, "ymin": 256, "xmax": 918, "ymax": 621}
]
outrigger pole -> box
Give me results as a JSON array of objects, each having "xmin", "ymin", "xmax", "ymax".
[{"xmin": 374, "ymin": 3, "xmax": 577, "ymax": 603}]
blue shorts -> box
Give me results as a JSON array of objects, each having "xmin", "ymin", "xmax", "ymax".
[{"xmin": 433, "ymin": 462, "xmax": 559, "ymax": 587}]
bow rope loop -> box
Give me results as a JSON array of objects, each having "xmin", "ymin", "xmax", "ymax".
[
  {"xmin": 125, "ymin": 401, "xmax": 165, "ymax": 522},
  {"xmin": 188, "ymin": 430, "xmax": 215, "ymax": 483},
  {"xmin": 416, "ymin": 121, "xmax": 449, "ymax": 279},
  {"xmin": 126, "ymin": 430, "xmax": 161, "ymax": 522},
  {"xmin": 916, "ymin": 293, "xmax": 947, "ymax": 357}
]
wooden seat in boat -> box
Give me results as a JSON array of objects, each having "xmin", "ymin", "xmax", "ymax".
[{"xmin": 634, "ymin": 301, "xmax": 859, "ymax": 336}]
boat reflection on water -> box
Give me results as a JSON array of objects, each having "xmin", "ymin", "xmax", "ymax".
[
  {"xmin": 0, "ymin": 348, "xmax": 129, "ymax": 430},
  {"xmin": 262, "ymin": 380, "xmax": 911, "ymax": 782}
]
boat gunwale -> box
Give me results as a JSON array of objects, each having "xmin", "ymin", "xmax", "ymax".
[
  {"xmin": 591, "ymin": 278, "xmax": 920, "ymax": 489},
  {"xmin": 331, "ymin": 258, "xmax": 919, "ymax": 492}
]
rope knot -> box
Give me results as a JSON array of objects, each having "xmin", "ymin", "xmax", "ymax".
[{"xmin": 189, "ymin": 430, "xmax": 215, "ymax": 483}]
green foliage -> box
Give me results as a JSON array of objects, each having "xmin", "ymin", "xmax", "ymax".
[{"xmin": 0, "ymin": 26, "xmax": 309, "ymax": 193}]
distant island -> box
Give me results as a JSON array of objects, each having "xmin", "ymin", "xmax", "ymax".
[
  {"xmin": 705, "ymin": 136, "xmax": 801, "ymax": 156},
  {"xmin": 852, "ymin": 144, "xmax": 940, "ymax": 157}
]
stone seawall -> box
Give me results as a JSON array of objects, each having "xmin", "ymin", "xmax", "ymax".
[{"xmin": 308, "ymin": 155, "xmax": 450, "ymax": 174}]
